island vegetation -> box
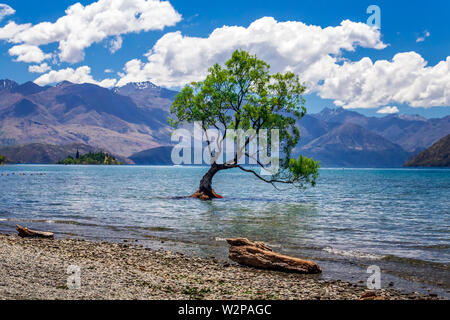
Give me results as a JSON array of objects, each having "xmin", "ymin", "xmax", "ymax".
[
  {"xmin": 170, "ymin": 50, "xmax": 320, "ymax": 200},
  {"xmin": 57, "ymin": 150, "xmax": 123, "ymax": 165},
  {"xmin": 0, "ymin": 155, "xmax": 5, "ymax": 165}
]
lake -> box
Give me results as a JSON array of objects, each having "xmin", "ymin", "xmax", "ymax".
[{"xmin": 1, "ymin": 165, "xmax": 449, "ymax": 297}]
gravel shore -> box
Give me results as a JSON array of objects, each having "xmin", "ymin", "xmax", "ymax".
[{"xmin": 0, "ymin": 233, "xmax": 437, "ymax": 300}]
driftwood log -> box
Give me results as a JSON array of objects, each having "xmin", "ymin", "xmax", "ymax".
[
  {"xmin": 16, "ymin": 225, "xmax": 54, "ymax": 239},
  {"xmin": 227, "ymin": 238, "xmax": 322, "ymax": 274}
]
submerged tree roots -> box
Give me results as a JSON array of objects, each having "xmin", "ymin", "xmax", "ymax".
[{"xmin": 190, "ymin": 189, "xmax": 224, "ymax": 201}]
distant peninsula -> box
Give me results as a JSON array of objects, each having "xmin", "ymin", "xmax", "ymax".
[
  {"xmin": 0, "ymin": 143, "xmax": 130, "ymax": 164},
  {"xmin": 404, "ymin": 134, "xmax": 450, "ymax": 167},
  {"xmin": 58, "ymin": 151, "xmax": 123, "ymax": 165}
]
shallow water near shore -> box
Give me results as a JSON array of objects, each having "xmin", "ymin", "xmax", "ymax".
[{"xmin": 1, "ymin": 165, "xmax": 449, "ymax": 297}]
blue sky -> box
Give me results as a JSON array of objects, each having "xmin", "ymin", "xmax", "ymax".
[{"xmin": 0, "ymin": 0, "xmax": 449, "ymax": 117}]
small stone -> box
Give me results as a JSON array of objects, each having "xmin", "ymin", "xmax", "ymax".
[{"xmin": 360, "ymin": 291, "xmax": 377, "ymax": 299}]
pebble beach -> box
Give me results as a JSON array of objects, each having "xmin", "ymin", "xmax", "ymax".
[{"xmin": 0, "ymin": 233, "xmax": 439, "ymax": 300}]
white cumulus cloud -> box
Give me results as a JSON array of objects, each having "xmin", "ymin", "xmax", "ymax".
[
  {"xmin": 116, "ymin": 17, "xmax": 387, "ymax": 87},
  {"xmin": 0, "ymin": 0, "xmax": 181, "ymax": 63},
  {"xmin": 317, "ymin": 52, "xmax": 450, "ymax": 108},
  {"xmin": 28, "ymin": 63, "xmax": 51, "ymax": 73},
  {"xmin": 8, "ymin": 44, "xmax": 52, "ymax": 63},
  {"xmin": 116, "ymin": 17, "xmax": 450, "ymax": 109},
  {"xmin": 0, "ymin": 3, "xmax": 15, "ymax": 21},
  {"xmin": 34, "ymin": 66, "xmax": 117, "ymax": 88},
  {"xmin": 377, "ymin": 106, "xmax": 399, "ymax": 114},
  {"xmin": 108, "ymin": 36, "xmax": 123, "ymax": 54},
  {"xmin": 0, "ymin": 21, "xmax": 31, "ymax": 40}
]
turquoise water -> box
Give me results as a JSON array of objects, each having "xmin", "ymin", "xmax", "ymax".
[{"xmin": 1, "ymin": 165, "xmax": 449, "ymax": 296}]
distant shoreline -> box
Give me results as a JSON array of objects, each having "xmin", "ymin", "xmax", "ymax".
[
  {"xmin": 0, "ymin": 233, "xmax": 439, "ymax": 300},
  {"xmin": 1, "ymin": 163, "xmax": 450, "ymax": 169}
]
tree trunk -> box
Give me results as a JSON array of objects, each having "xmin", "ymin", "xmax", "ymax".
[
  {"xmin": 191, "ymin": 163, "xmax": 224, "ymax": 200},
  {"xmin": 227, "ymin": 238, "xmax": 322, "ymax": 274}
]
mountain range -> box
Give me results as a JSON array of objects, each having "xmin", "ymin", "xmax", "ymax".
[
  {"xmin": 298, "ymin": 122, "xmax": 411, "ymax": 167},
  {"xmin": 295, "ymin": 108, "xmax": 449, "ymax": 167},
  {"xmin": 0, "ymin": 79, "xmax": 176, "ymax": 156},
  {"xmin": 404, "ymin": 134, "xmax": 450, "ymax": 167},
  {"xmin": 0, "ymin": 79, "xmax": 449, "ymax": 167},
  {"xmin": 305, "ymin": 108, "xmax": 449, "ymax": 153}
]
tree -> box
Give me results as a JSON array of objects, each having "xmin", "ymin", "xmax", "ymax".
[{"xmin": 170, "ymin": 50, "xmax": 320, "ymax": 200}]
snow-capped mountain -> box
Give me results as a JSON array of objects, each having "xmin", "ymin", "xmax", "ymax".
[
  {"xmin": 0, "ymin": 79, "xmax": 18, "ymax": 91},
  {"xmin": 112, "ymin": 81, "xmax": 178, "ymax": 111}
]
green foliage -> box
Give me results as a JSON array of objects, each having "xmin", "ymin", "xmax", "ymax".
[
  {"xmin": 170, "ymin": 50, "xmax": 319, "ymax": 189},
  {"xmin": 0, "ymin": 155, "xmax": 5, "ymax": 165},
  {"xmin": 57, "ymin": 152, "xmax": 123, "ymax": 165},
  {"xmin": 287, "ymin": 156, "xmax": 321, "ymax": 187}
]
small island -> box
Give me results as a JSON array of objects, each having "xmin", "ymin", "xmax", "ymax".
[
  {"xmin": 0, "ymin": 155, "xmax": 5, "ymax": 165},
  {"xmin": 57, "ymin": 150, "xmax": 123, "ymax": 165}
]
